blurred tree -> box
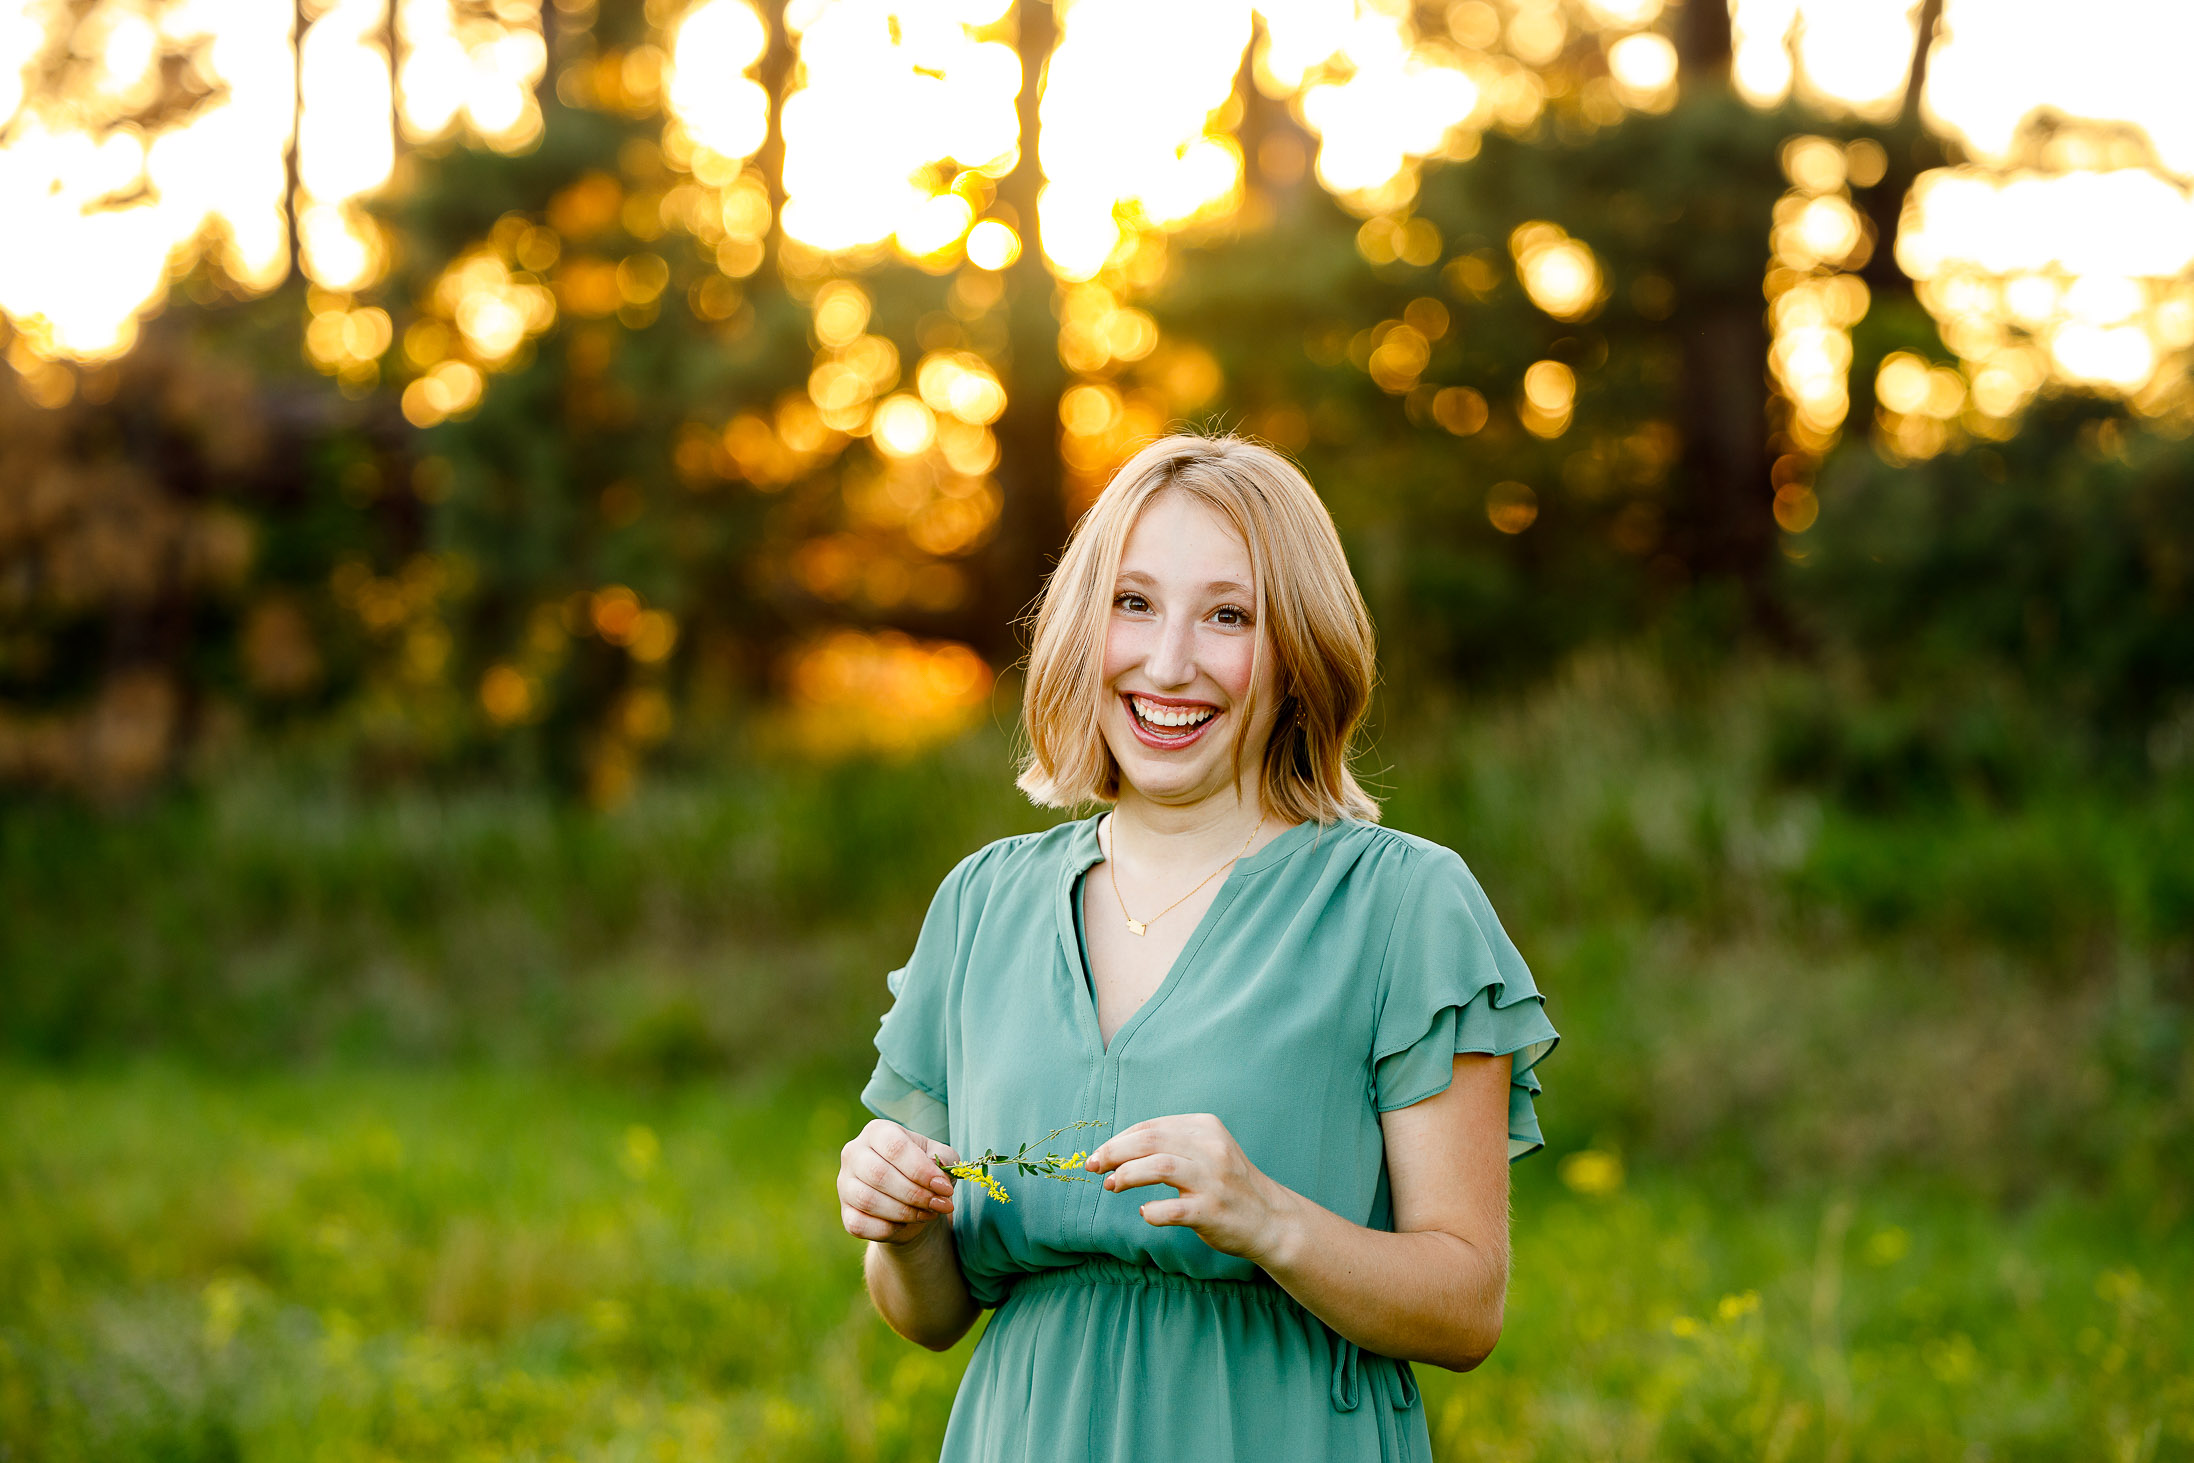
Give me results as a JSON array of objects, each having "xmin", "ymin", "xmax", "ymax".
[
  {"xmin": 981, "ymin": 0, "xmax": 1069, "ymax": 648},
  {"xmin": 5, "ymin": 0, "xmax": 2189, "ymax": 802},
  {"xmin": 1799, "ymin": 395, "xmax": 2194, "ymax": 762},
  {"xmin": 1667, "ymin": 0, "xmax": 1774, "ymax": 613},
  {"xmin": 1152, "ymin": 36, "xmax": 1801, "ymax": 692}
]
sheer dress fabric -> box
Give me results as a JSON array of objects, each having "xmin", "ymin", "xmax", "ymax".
[{"xmin": 860, "ymin": 815, "xmax": 1558, "ymax": 1463}]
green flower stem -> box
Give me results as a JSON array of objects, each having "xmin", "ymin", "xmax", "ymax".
[{"xmin": 934, "ymin": 1121, "xmax": 1109, "ymax": 1200}]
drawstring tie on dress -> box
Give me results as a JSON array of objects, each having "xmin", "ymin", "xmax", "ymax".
[{"xmin": 1328, "ymin": 1337, "xmax": 1420, "ymax": 1415}]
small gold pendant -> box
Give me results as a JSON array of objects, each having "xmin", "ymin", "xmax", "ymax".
[{"xmin": 1125, "ymin": 919, "xmax": 1147, "ymax": 936}]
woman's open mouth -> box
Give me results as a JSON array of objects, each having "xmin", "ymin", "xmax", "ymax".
[{"xmin": 1123, "ymin": 693, "xmax": 1221, "ymax": 750}]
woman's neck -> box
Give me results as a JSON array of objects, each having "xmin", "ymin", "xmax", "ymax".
[{"xmin": 1106, "ymin": 788, "xmax": 1274, "ymax": 876}]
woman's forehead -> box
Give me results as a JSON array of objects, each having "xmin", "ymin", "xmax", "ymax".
[{"xmin": 1119, "ymin": 491, "xmax": 1252, "ymax": 578}]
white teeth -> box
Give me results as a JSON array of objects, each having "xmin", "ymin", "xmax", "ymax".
[{"xmin": 1132, "ymin": 697, "xmax": 1215, "ymax": 730}]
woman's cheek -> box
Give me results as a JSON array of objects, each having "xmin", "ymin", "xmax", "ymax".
[
  {"xmin": 1100, "ymin": 620, "xmax": 1145, "ymax": 682},
  {"xmin": 1208, "ymin": 632, "xmax": 1259, "ymax": 702}
]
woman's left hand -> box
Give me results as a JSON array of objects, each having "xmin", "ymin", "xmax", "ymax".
[{"xmin": 1084, "ymin": 1114, "xmax": 1298, "ymax": 1263}]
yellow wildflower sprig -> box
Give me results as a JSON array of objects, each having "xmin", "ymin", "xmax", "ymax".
[{"xmin": 934, "ymin": 1121, "xmax": 1108, "ymax": 1205}]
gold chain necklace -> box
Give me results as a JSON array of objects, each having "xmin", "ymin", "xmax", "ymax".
[{"xmin": 1104, "ymin": 817, "xmax": 1261, "ymax": 937}]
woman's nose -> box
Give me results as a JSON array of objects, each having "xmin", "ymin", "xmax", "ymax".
[{"xmin": 1143, "ymin": 614, "xmax": 1197, "ymax": 689}]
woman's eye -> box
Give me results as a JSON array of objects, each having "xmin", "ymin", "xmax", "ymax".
[
  {"xmin": 1212, "ymin": 605, "xmax": 1251, "ymax": 627},
  {"xmin": 1114, "ymin": 593, "xmax": 1148, "ymax": 613}
]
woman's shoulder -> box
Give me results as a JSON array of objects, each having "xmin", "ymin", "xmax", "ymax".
[
  {"xmin": 1301, "ymin": 817, "xmax": 1476, "ymax": 883},
  {"xmin": 935, "ymin": 815, "xmax": 1095, "ymax": 903}
]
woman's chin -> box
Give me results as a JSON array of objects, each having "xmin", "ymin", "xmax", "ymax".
[{"xmin": 1112, "ymin": 755, "xmax": 1227, "ymax": 806}]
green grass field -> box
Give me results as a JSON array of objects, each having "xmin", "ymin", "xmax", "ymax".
[
  {"xmin": 4, "ymin": 1065, "xmax": 2189, "ymax": 1463},
  {"xmin": 4, "ymin": 656, "xmax": 2190, "ymax": 1460}
]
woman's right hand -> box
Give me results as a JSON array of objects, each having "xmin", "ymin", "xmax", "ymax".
[{"xmin": 839, "ymin": 1119, "xmax": 961, "ymax": 1245}]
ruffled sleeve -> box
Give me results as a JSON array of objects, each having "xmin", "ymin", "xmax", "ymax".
[
  {"xmin": 1371, "ymin": 844, "xmax": 1559, "ymax": 1160},
  {"xmin": 857, "ymin": 856, "xmax": 970, "ymax": 1146}
]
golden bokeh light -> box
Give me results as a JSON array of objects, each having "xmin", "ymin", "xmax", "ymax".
[
  {"xmin": 784, "ymin": 629, "xmax": 993, "ymax": 753},
  {"xmin": 1432, "ymin": 384, "xmax": 1489, "ymax": 436},
  {"xmin": 1873, "ymin": 349, "xmax": 1978, "ymax": 460},
  {"xmin": 808, "ymin": 323, "xmax": 903, "ymax": 433},
  {"xmin": 1365, "ymin": 320, "xmax": 1431, "ymax": 394},
  {"xmin": 1057, "ymin": 283, "xmax": 1159, "ymax": 373},
  {"xmin": 1275, "ymin": 0, "xmax": 1480, "ymax": 214},
  {"xmin": 297, "ymin": 0, "xmax": 395, "ymax": 290},
  {"xmin": 0, "ymin": 0, "xmax": 553, "ymax": 366},
  {"xmin": 1485, "ymin": 480, "xmax": 1538, "ymax": 534},
  {"xmin": 1899, "ymin": 164, "xmax": 2193, "ymax": 402},
  {"xmin": 437, "ymin": 245, "xmax": 558, "ymax": 364},
  {"xmin": 1059, "ymin": 381, "xmax": 1123, "ymax": 437},
  {"xmin": 3, "ymin": 0, "xmax": 2186, "ymax": 458},
  {"xmin": 402, "ymin": 358, "xmax": 485, "ymax": 426},
  {"xmin": 1, "ymin": 0, "xmax": 295, "ymax": 361},
  {"xmin": 1926, "ymin": 0, "xmax": 2194, "ymax": 178},
  {"xmin": 1038, "ymin": 0, "xmax": 1247, "ymax": 280},
  {"xmin": 871, "ymin": 392, "xmax": 938, "ymax": 457},
  {"xmin": 1511, "ymin": 222, "xmax": 1606, "ymax": 322},
  {"xmin": 812, "ymin": 280, "xmax": 873, "ymax": 348},
  {"xmin": 916, "ymin": 350, "xmax": 1008, "ymax": 424},
  {"xmin": 897, "ymin": 191, "xmax": 977, "ymax": 258},
  {"xmin": 965, "ymin": 218, "xmax": 1022, "ymax": 271},
  {"xmin": 665, "ymin": 0, "xmax": 770, "ymax": 167},
  {"xmin": 778, "ymin": 0, "xmax": 1019, "ymax": 254},
  {"xmin": 397, "ymin": 0, "xmax": 547, "ymax": 151},
  {"xmin": 1765, "ymin": 136, "xmax": 1874, "ymax": 452},
  {"xmin": 1519, "ymin": 358, "xmax": 1575, "ymax": 437},
  {"xmin": 1605, "ymin": 32, "xmax": 1677, "ymax": 112},
  {"xmin": 1581, "ymin": 0, "xmax": 1664, "ymax": 28},
  {"xmin": 1730, "ymin": 0, "xmax": 1924, "ymax": 119}
]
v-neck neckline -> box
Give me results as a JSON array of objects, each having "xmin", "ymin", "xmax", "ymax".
[{"xmin": 1055, "ymin": 813, "xmax": 1317, "ymax": 1058}]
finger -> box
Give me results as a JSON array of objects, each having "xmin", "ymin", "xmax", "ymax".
[
  {"xmin": 925, "ymin": 1140, "xmax": 963, "ymax": 1169},
  {"xmin": 1084, "ymin": 1117, "xmax": 1162, "ymax": 1168},
  {"xmin": 864, "ymin": 1123, "xmax": 952, "ymax": 1193},
  {"xmin": 1100, "ymin": 1153, "xmax": 1190, "ymax": 1194},
  {"xmin": 833, "ymin": 1201, "xmax": 912, "ymax": 1245},
  {"xmin": 1086, "ymin": 1122, "xmax": 1177, "ymax": 1173},
  {"xmin": 839, "ymin": 1170, "xmax": 934, "ymax": 1224},
  {"xmin": 1138, "ymin": 1198, "xmax": 1191, "ymax": 1227},
  {"xmin": 854, "ymin": 1148, "xmax": 950, "ymax": 1210},
  {"xmin": 841, "ymin": 1204, "xmax": 902, "ymax": 1242},
  {"xmin": 877, "ymin": 1129, "xmax": 957, "ymax": 1197}
]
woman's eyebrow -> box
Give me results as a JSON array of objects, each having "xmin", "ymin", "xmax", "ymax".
[{"xmin": 1113, "ymin": 569, "xmax": 1254, "ymax": 598}]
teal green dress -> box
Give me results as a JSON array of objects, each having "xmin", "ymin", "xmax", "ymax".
[{"xmin": 860, "ymin": 815, "xmax": 1558, "ymax": 1462}]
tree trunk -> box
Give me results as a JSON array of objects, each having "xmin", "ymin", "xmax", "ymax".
[
  {"xmin": 1670, "ymin": 0, "xmax": 1778, "ymax": 622},
  {"xmin": 980, "ymin": 0, "xmax": 1068, "ymax": 664},
  {"xmin": 756, "ymin": 0, "xmax": 796, "ymax": 220},
  {"xmin": 1858, "ymin": 0, "xmax": 1947, "ymax": 315}
]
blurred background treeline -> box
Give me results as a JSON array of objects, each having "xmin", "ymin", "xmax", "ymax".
[{"xmin": 2, "ymin": 0, "xmax": 2191, "ymax": 1457}]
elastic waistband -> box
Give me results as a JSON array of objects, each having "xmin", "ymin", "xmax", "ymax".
[
  {"xmin": 998, "ymin": 1258, "xmax": 1419, "ymax": 1418},
  {"xmin": 1005, "ymin": 1256, "xmax": 1293, "ymax": 1306}
]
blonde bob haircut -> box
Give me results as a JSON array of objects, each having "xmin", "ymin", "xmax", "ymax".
[{"xmin": 1016, "ymin": 432, "xmax": 1380, "ymax": 825}]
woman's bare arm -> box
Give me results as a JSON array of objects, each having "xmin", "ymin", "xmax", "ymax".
[
  {"xmin": 1260, "ymin": 1053, "xmax": 1512, "ymax": 1367},
  {"xmin": 840, "ymin": 1119, "xmax": 982, "ymax": 1349},
  {"xmin": 1084, "ymin": 1052, "xmax": 1513, "ymax": 1370}
]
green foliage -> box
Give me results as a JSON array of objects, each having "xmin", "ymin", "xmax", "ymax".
[
  {"xmin": 1154, "ymin": 97, "xmax": 1797, "ymax": 693},
  {"xmin": 1796, "ymin": 398, "xmax": 2194, "ymax": 752},
  {"xmin": 2, "ymin": 1067, "xmax": 2187, "ymax": 1462},
  {"xmin": 0, "ymin": 726, "xmax": 1059, "ymax": 1065},
  {"xmin": 6, "ymin": 656, "xmax": 2189, "ymax": 1200}
]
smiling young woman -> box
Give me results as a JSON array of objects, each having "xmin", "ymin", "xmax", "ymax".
[{"xmin": 835, "ymin": 433, "xmax": 1559, "ymax": 1462}]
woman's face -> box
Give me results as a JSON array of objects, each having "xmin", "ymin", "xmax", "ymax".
[{"xmin": 1099, "ymin": 490, "xmax": 1280, "ymax": 811}]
